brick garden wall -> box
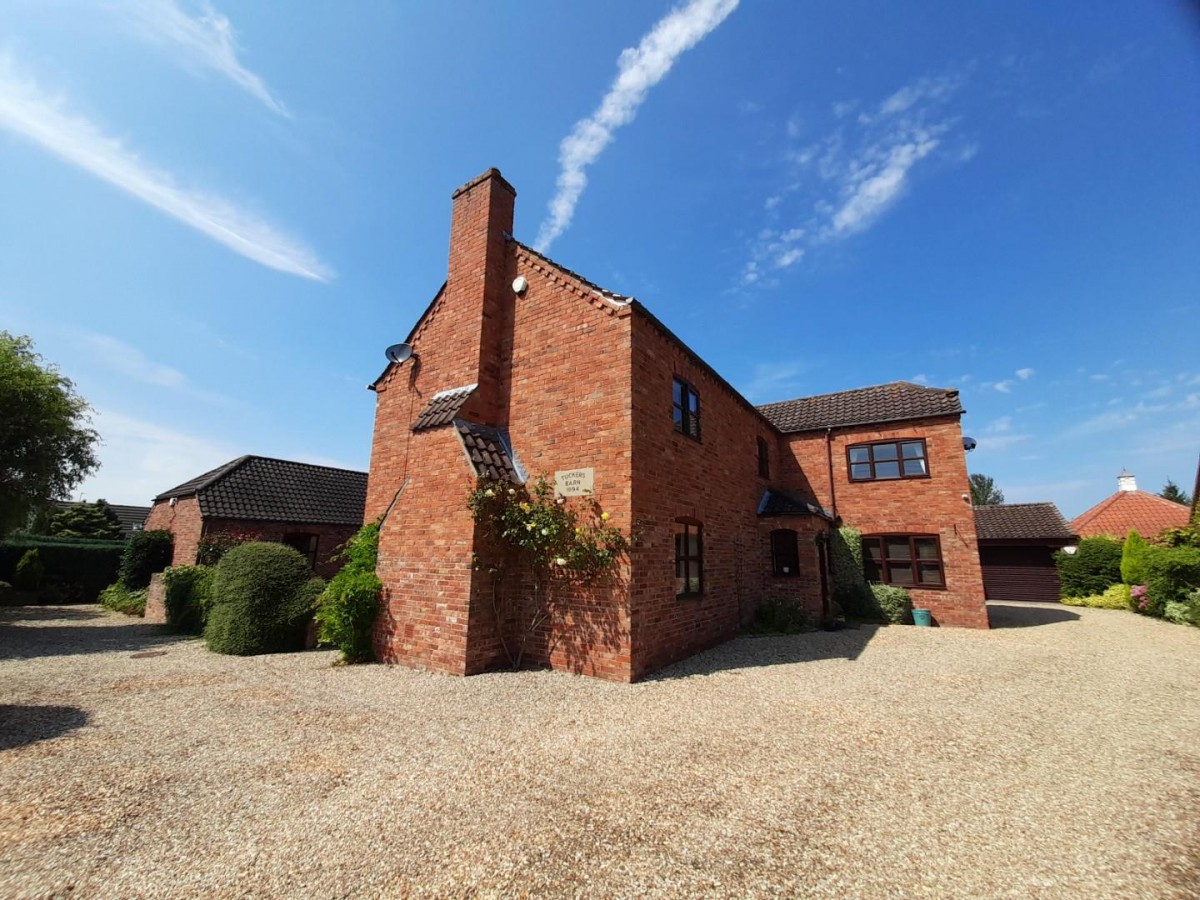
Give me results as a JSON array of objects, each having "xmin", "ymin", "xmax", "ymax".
[{"xmin": 144, "ymin": 497, "xmax": 202, "ymax": 569}]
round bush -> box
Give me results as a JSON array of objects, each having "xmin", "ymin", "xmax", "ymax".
[{"xmin": 205, "ymin": 542, "xmax": 319, "ymax": 656}]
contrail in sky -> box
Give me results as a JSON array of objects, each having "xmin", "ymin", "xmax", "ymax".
[{"xmin": 535, "ymin": 0, "xmax": 740, "ymax": 252}]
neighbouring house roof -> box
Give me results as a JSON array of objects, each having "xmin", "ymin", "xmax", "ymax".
[
  {"xmin": 974, "ymin": 503, "xmax": 1077, "ymax": 543},
  {"xmin": 757, "ymin": 489, "xmax": 833, "ymax": 520},
  {"xmin": 1070, "ymin": 490, "xmax": 1192, "ymax": 540},
  {"xmin": 455, "ymin": 421, "xmax": 525, "ymax": 484},
  {"xmin": 757, "ymin": 381, "xmax": 964, "ymax": 434},
  {"xmin": 412, "ymin": 384, "xmax": 477, "ymax": 430},
  {"xmin": 52, "ymin": 501, "xmax": 151, "ymax": 537},
  {"xmin": 154, "ymin": 456, "xmax": 368, "ymax": 525}
]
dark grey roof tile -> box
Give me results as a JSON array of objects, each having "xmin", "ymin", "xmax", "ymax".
[
  {"xmin": 412, "ymin": 384, "xmax": 477, "ymax": 430},
  {"xmin": 974, "ymin": 503, "xmax": 1076, "ymax": 541},
  {"xmin": 455, "ymin": 421, "xmax": 524, "ymax": 484},
  {"xmin": 757, "ymin": 489, "xmax": 833, "ymax": 519},
  {"xmin": 757, "ymin": 381, "xmax": 964, "ymax": 433}
]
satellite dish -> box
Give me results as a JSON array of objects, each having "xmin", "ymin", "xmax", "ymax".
[
  {"xmin": 385, "ymin": 343, "xmax": 413, "ymax": 365},
  {"xmin": 963, "ymin": 436, "xmax": 977, "ymax": 452}
]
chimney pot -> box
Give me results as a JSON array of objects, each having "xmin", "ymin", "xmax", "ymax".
[{"xmin": 1117, "ymin": 469, "xmax": 1137, "ymax": 492}]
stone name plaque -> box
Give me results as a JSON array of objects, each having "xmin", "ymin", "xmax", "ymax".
[{"xmin": 554, "ymin": 467, "xmax": 594, "ymax": 498}]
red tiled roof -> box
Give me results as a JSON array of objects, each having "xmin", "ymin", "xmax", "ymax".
[{"xmin": 1069, "ymin": 490, "xmax": 1191, "ymax": 539}]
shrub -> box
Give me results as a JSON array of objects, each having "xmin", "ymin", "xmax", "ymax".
[
  {"xmin": 1164, "ymin": 589, "xmax": 1200, "ymax": 627},
  {"xmin": 0, "ymin": 536, "xmax": 124, "ymax": 602},
  {"xmin": 161, "ymin": 565, "xmax": 215, "ymax": 634},
  {"xmin": 13, "ymin": 549, "xmax": 44, "ymax": 591},
  {"xmin": 1055, "ymin": 537, "xmax": 1122, "ymax": 598},
  {"xmin": 1061, "ymin": 583, "xmax": 1130, "ymax": 610},
  {"xmin": 1142, "ymin": 546, "xmax": 1200, "ymax": 619},
  {"xmin": 118, "ymin": 530, "xmax": 173, "ymax": 589},
  {"xmin": 751, "ymin": 597, "xmax": 810, "ymax": 634},
  {"xmin": 1156, "ymin": 523, "xmax": 1200, "ymax": 549},
  {"xmin": 1121, "ymin": 531, "xmax": 1151, "ymax": 585},
  {"xmin": 99, "ymin": 582, "xmax": 147, "ymax": 616},
  {"xmin": 204, "ymin": 542, "xmax": 319, "ymax": 655},
  {"xmin": 314, "ymin": 521, "xmax": 381, "ymax": 663},
  {"xmin": 830, "ymin": 525, "xmax": 875, "ymax": 618},
  {"xmin": 870, "ymin": 583, "xmax": 913, "ymax": 624},
  {"xmin": 196, "ymin": 528, "xmax": 260, "ymax": 566}
]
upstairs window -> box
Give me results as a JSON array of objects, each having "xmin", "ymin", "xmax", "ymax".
[
  {"xmin": 674, "ymin": 519, "xmax": 704, "ymax": 597},
  {"xmin": 757, "ymin": 437, "xmax": 770, "ymax": 478},
  {"xmin": 862, "ymin": 534, "xmax": 944, "ymax": 587},
  {"xmin": 848, "ymin": 439, "xmax": 928, "ymax": 481},
  {"xmin": 770, "ymin": 529, "xmax": 799, "ymax": 577},
  {"xmin": 673, "ymin": 378, "xmax": 701, "ymax": 441}
]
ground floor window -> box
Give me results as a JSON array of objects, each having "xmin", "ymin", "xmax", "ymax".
[
  {"xmin": 283, "ymin": 532, "xmax": 319, "ymax": 569},
  {"xmin": 862, "ymin": 534, "xmax": 944, "ymax": 587},
  {"xmin": 674, "ymin": 519, "xmax": 703, "ymax": 597},
  {"xmin": 770, "ymin": 529, "xmax": 800, "ymax": 577}
]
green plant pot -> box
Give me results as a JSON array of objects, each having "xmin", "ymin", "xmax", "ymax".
[{"xmin": 912, "ymin": 608, "xmax": 932, "ymax": 627}]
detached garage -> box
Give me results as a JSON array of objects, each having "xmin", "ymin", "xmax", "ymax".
[{"xmin": 974, "ymin": 503, "xmax": 1077, "ymax": 603}]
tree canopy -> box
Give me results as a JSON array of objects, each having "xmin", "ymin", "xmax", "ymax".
[
  {"xmin": 0, "ymin": 332, "xmax": 100, "ymax": 537},
  {"xmin": 969, "ymin": 473, "xmax": 1005, "ymax": 506},
  {"xmin": 47, "ymin": 499, "xmax": 124, "ymax": 540},
  {"xmin": 1159, "ymin": 480, "xmax": 1192, "ymax": 507}
]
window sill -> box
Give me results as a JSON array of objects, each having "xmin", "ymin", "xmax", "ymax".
[{"xmin": 676, "ymin": 591, "xmax": 704, "ymax": 601}]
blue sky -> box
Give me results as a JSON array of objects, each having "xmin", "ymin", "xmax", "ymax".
[{"xmin": 1, "ymin": 0, "xmax": 1197, "ymax": 518}]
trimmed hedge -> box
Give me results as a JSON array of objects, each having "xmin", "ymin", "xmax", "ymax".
[
  {"xmin": 1142, "ymin": 546, "xmax": 1200, "ymax": 619},
  {"xmin": 1055, "ymin": 537, "xmax": 1122, "ymax": 599},
  {"xmin": 0, "ymin": 536, "xmax": 124, "ymax": 602},
  {"xmin": 161, "ymin": 565, "xmax": 215, "ymax": 634},
  {"xmin": 204, "ymin": 542, "xmax": 320, "ymax": 656},
  {"xmin": 830, "ymin": 525, "xmax": 875, "ymax": 619},
  {"xmin": 119, "ymin": 530, "xmax": 173, "ymax": 589},
  {"xmin": 870, "ymin": 583, "xmax": 913, "ymax": 624},
  {"xmin": 314, "ymin": 521, "xmax": 381, "ymax": 663}
]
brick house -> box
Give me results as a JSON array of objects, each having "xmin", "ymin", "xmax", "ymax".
[
  {"xmin": 144, "ymin": 455, "xmax": 368, "ymax": 579},
  {"xmin": 365, "ymin": 168, "xmax": 989, "ymax": 683}
]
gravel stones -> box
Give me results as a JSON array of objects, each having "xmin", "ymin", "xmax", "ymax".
[{"xmin": 2, "ymin": 602, "xmax": 1198, "ymax": 898}]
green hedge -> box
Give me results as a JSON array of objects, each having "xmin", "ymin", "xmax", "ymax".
[
  {"xmin": 118, "ymin": 530, "xmax": 173, "ymax": 589},
  {"xmin": 314, "ymin": 521, "xmax": 381, "ymax": 663},
  {"xmin": 1061, "ymin": 583, "xmax": 1130, "ymax": 610},
  {"xmin": 161, "ymin": 565, "xmax": 215, "ymax": 634},
  {"xmin": 870, "ymin": 584, "xmax": 913, "ymax": 624},
  {"xmin": 1141, "ymin": 546, "xmax": 1200, "ymax": 619},
  {"xmin": 0, "ymin": 536, "xmax": 125, "ymax": 602},
  {"xmin": 204, "ymin": 542, "xmax": 320, "ymax": 655},
  {"xmin": 830, "ymin": 525, "xmax": 875, "ymax": 619},
  {"xmin": 1055, "ymin": 537, "xmax": 1122, "ymax": 599}
]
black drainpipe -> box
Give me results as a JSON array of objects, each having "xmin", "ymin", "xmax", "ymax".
[{"xmin": 825, "ymin": 427, "xmax": 839, "ymax": 521}]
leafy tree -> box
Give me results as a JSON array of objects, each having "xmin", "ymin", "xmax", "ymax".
[
  {"xmin": 48, "ymin": 499, "xmax": 123, "ymax": 540},
  {"xmin": 969, "ymin": 473, "xmax": 1005, "ymax": 506},
  {"xmin": 1159, "ymin": 480, "xmax": 1192, "ymax": 507},
  {"xmin": 0, "ymin": 333, "xmax": 99, "ymax": 538}
]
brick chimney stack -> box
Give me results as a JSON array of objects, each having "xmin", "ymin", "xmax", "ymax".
[{"xmin": 446, "ymin": 168, "xmax": 517, "ymax": 426}]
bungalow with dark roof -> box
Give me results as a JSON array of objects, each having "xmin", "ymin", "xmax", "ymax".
[
  {"xmin": 144, "ymin": 455, "xmax": 368, "ymax": 579},
  {"xmin": 974, "ymin": 503, "xmax": 1077, "ymax": 603},
  {"xmin": 364, "ymin": 169, "xmax": 990, "ymax": 683}
]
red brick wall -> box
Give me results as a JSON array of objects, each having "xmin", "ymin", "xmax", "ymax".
[
  {"xmin": 779, "ymin": 418, "xmax": 989, "ymax": 628},
  {"xmin": 144, "ymin": 496, "xmax": 202, "ymax": 569},
  {"xmin": 627, "ymin": 314, "xmax": 828, "ymax": 680}
]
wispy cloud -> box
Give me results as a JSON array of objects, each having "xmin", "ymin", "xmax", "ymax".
[
  {"xmin": 82, "ymin": 334, "xmax": 186, "ymax": 387},
  {"xmin": 534, "ymin": 0, "xmax": 740, "ymax": 251},
  {"xmin": 120, "ymin": 0, "xmax": 290, "ymax": 116},
  {"xmin": 740, "ymin": 360, "xmax": 812, "ymax": 403},
  {"xmin": 739, "ymin": 69, "xmax": 971, "ymax": 286},
  {"xmin": 1016, "ymin": 367, "xmax": 1035, "ymax": 380},
  {"xmin": 992, "ymin": 380, "xmax": 1014, "ymax": 393},
  {"xmin": 0, "ymin": 55, "xmax": 332, "ymax": 280}
]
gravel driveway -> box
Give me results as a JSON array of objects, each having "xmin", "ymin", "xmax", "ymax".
[{"xmin": 2, "ymin": 602, "xmax": 1198, "ymax": 898}]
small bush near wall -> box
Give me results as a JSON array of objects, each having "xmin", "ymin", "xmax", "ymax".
[
  {"xmin": 205, "ymin": 542, "xmax": 320, "ymax": 655},
  {"xmin": 161, "ymin": 565, "xmax": 215, "ymax": 634},
  {"xmin": 118, "ymin": 530, "xmax": 174, "ymax": 589},
  {"xmin": 1055, "ymin": 537, "xmax": 1122, "ymax": 599},
  {"xmin": 99, "ymin": 583, "xmax": 147, "ymax": 616},
  {"xmin": 1062, "ymin": 583, "xmax": 1130, "ymax": 610},
  {"xmin": 830, "ymin": 525, "xmax": 875, "ymax": 618},
  {"xmin": 870, "ymin": 584, "xmax": 913, "ymax": 624},
  {"xmin": 751, "ymin": 597, "xmax": 811, "ymax": 634},
  {"xmin": 314, "ymin": 521, "xmax": 381, "ymax": 664}
]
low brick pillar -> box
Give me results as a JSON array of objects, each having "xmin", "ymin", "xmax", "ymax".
[{"xmin": 144, "ymin": 572, "xmax": 167, "ymax": 624}]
